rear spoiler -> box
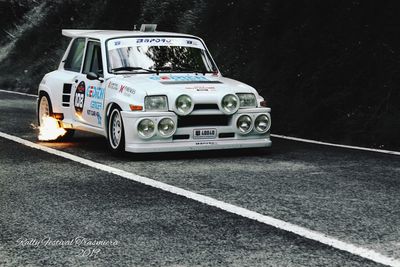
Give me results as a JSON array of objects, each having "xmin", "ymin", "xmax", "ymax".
[{"xmin": 61, "ymin": 29, "xmax": 100, "ymax": 38}]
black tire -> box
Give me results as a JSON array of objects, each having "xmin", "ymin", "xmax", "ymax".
[
  {"xmin": 37, "ymin": 92, "xmax": 74, "ymax": 141},
  {"xmin": 107, "ymin": 106, "xmax": 125, "ymax": 152}
]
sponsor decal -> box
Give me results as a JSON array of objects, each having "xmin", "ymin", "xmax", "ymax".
[
  {"xmin": 185, "ymin": 85, "xmax": 216, "ymax": 91},
  {"xmin": 90, "ymin": 100, "xmax": 103, "ymax": 110},
  {"xmin": 195, "ymin": 129, "xmax": 216, "ymax": 136},
  {"xmin": 136, "ymin": 38, "xmax": 172, "ymax": 44},
  {"xmin": 74, "ymin": 81, "xmax": 85, "ymax": 115},
  {"xmin": 195, "ymin": 141, "xmax": 216, "ymax": 145},
  {"xmin": 97, "ymin": 114, "xmax": 102, "ymax": 125},
  {"xmin": 87, "ymin": 110, "xmax": 102, "ymax": 125},
  {"xmin": 186, "ymin": 39, "xmax": 200, "ymax": 46},
  {"xmin": 149, "ymin": 75, "xmax": 209, "ymax": 82},
  {"xmin": 119, "ymin": 85, "xmax": 136, "ymax": 96},
  {"xmin": 108, "ymin": 38, "xmax": 205, "ymax": 50},
  {"xmin": 86, "ymin": 86, "xmax": 105, "ymax": 99},
  {"xmin": 193, "ymin": 128, "xmax": 217, "ymax": 139},
  {"xmin": 107, "ymin": 81, "xmax": 119, "ymax": 90},
  {"xmin": 125, "ymin": 86, "xmax": 136, "ymax": 95}
]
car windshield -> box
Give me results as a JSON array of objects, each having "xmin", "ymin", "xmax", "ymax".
[{"xmin": 107, "ymin": 37, "xmax": 217, "ymax": 74}]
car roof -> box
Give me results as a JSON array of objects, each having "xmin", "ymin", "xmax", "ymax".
[{"xmin": 61, "ymin": 29, "xmax": 198, "ymax": 41}]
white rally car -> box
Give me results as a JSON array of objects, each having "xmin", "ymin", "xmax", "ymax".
[{"xmin": 37, "ymin": 25, "xmax": 271, "ymax": 153}]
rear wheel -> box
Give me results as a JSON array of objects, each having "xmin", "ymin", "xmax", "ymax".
[
  {"xmin": 37, "ymin": 93, "xmax": 74, "ymax": 140},
  {"xmin": 107, "ymin": 107, "xmax": 125, "ymax": 152}
]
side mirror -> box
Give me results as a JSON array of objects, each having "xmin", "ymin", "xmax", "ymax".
[
  {"xmin": 87, "ymin": 72, "xmax": 99, "ymax": 80},
  {"xmin": 86, "ymin": 72, "xmax": 103, "ymax": 82}
]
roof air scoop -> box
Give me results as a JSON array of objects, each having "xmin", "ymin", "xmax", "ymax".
[{"xmin": 140, "ymin": 24, "xmax": 157, "ymax": 32}]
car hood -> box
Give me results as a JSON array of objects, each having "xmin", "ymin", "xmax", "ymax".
[{"xmin": 115, "ymin": 74, "xmax": 259, "ymax": 100}]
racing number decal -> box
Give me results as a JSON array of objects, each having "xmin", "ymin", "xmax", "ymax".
[{"xmin": 74, "ymin": 81, "xmax": 85, "ymax": 115}]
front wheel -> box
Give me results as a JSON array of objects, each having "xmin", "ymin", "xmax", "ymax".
[
  {"xmin": 107, "ymin": 107, "xmax": 125, "ymax": 152},
  {"xmin": 38, "ymin": 94, "xmax": 51, "ymax": 126}
]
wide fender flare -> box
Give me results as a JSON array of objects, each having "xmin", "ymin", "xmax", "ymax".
[{"xmin": 38, "ymin": 84, "xmax": 54, "ymax": 110}]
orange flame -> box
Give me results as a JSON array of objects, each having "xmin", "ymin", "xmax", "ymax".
[{"xmin": 38, "ymin": 116, "xmax": 66, "ymax": 141}]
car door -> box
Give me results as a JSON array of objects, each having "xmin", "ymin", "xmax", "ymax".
[
  {"xmin": 62, "ymin": 37, "xmax": 86, "ymax": 121},
  {"xmin": 73, "ymin": 40, "xmax": 105, "ymax": 128}
]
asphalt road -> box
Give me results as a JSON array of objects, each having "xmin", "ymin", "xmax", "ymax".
[{"xmin": 0, "ymin": 91, "xmax": 399, "ymax": 266}]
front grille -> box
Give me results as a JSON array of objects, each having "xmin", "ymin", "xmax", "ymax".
[
  {"xmin": 193, "ymin": 104, "xmax": 219, "ymax": 111},
  {"xmin": 178, "ymin": 115, "xmax": 230, "ymax": 128},
  {"xmin": 219, "ymin": 132, "xmax": 235, "ymax": 138},
  {"xmin": 173, "ymin": 134, "xmax": 190, "ymax": 140}
]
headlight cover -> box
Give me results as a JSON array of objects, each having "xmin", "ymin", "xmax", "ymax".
[
  {"xmin": 137, "ymin": 119, "xmax": 155, "ymax": 138},
  {"xmin": 175, "ymin": 95, "xmax": 193, "ymax": 115},
  {"xmin": 236, "ymin": 115, "xmax": 253, "ymax": 134},
  {"xmin": 221, "ymin": 94, "xmax": 239, "ymax": 114},
  {"xmin": 254, "ymin": 114, "xmax": 270, "ymax": 133},
  {"xmin": 158, "ymin": 118, "xmax": 176, "ymax": 137},
  {"xmin": 144, "ymin": 95, "xmax": 168, "ymax": 111},
  {"xmin": 237, "ymin": 93, "xmax": 256, "ymax": 108}
]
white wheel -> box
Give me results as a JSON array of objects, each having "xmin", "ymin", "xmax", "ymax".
[
  {"xmin": 108, "ymin": 107, "xmax": 125, "ymax": 151},
  {"xmin": 38, "ymin": 95, "xmax": 50, "ymax": 126}
]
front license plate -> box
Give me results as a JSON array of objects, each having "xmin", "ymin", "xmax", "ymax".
[{"xmin": 193, "ymin": 128, "xmax": 217, "ymax": 139}]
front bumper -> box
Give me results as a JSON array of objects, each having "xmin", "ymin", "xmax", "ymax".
[
  {"xmin": 121, "ymin": 108, "xmax": 271, "ymax": 153},
  {"xmin": 125, "ymin": 136, "xmax": 271, "ymax": 153}
]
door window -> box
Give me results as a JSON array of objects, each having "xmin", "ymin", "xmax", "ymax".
[
  {"xmin": 83, "ymin": 41, "xmax": 103, "ymax": 76},
  {"xmin": 64, "ymin": 38, "xmax": 85, "ymax": 72}
]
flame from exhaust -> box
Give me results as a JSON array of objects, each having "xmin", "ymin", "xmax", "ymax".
[{"xmin": 38, "ymin": 116, "xmax": 66, "ymax": 141}]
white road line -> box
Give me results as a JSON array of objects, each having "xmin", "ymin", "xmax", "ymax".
[
  {"xmin": 0, "ymin": 131, "xmax": 399, "ymax": 267},
  {"xmin": 0, "ymin": 89, "xmax": 37, "ymax": 97},
  {"xmin": 1, "ymin": 89, "xmax": 399, "ymax": 156},
  {"xmin": 271, "ymin": 134, "xmax": 400, "ymax": 156}
]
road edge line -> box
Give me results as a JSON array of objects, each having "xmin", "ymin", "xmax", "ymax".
[
  {"xmin": 271, "ymin": 134, "xmax": 400, "ymax": 156},
  {"xmin": 0, "ymin": 131, "xmax": 399, "ymax": 267},
  {"xmin": 0, "ymin": 89, "xmax": 37, "ymax": 97}
]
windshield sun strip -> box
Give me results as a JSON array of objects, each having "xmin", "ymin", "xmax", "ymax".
[{"xmin": 105, "ymin": 35, "xmax": 218, "ymax": 74}]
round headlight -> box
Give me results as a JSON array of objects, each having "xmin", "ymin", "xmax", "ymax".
[
  {"xmin": 137, "ymin": 119, "xmax": 155, "ymax": 138},
  {"xmin": 254, "ymin": 114, "xmax": 270, "ymax": 133},
  {"xmin": 236, "ymin": 115, "xmax": 253, "ymax": 134},
  {"xmin": 158, "ymin": 118, "xmax": 175, "ymax": 137},
  {"xmin": 175, "ymin": 95, "xmax": 193, "ymax": 115},
  {"xmin": 221, "ymin": 94, "xmax": 239, "ymax": 114}
]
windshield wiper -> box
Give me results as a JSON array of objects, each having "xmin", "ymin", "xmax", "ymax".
[
  {"xmin": 177, "ymin": 68, "xmax": 209, "ymax": 75},
  {"xmin": 112, "ymin": 66, "xmax": 156, "ymax": 73},
  {"xmin": 154, "ymin": 66, "xmax": 174, "ymax": 72},
  {"xmin": 155, "ymin": 66, "xmax": 209, "ymax": 75}
]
